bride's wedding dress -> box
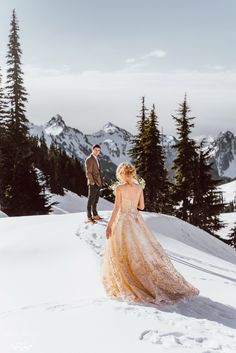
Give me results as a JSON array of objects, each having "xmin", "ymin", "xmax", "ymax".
[{"xmin": 101, "ymin": 184, "xmax": 200, "ymax": 305}]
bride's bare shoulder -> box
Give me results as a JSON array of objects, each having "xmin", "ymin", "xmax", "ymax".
[
  {"xmin": 134, "ymin": 183, "xmax": 142, "ymax": 190},
  {"xmin": 114, "ymin": 183, "xmax": 123, "ymax": 193}
]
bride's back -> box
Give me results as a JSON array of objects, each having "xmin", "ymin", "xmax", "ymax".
[{"xmin": 119, "ymin": 183, "xmax": 143, "ymax": 210}]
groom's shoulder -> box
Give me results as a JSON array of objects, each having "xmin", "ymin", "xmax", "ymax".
[{"xmin": 85, "ymin": 154, "xmax": 93, "ymax": 162}]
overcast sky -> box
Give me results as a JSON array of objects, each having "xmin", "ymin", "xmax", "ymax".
[{"xmin": 0, "ymin": 0, "xmax": 235, "ymax": 137}]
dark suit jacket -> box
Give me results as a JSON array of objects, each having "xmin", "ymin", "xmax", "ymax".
[{"xmin": 84, "ymin": 154, "xmax": 103, "ymax": 186}]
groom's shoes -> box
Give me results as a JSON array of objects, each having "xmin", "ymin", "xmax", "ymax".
[
  {"xmin": 92, "ymin": 214, "xmax": 103, "ymax": 220},
  {"xmin": 87, "ymin": 216, "xmax": 96, "ymax": 223}
]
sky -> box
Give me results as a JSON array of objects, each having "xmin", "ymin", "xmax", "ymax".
[{"xmin": 0, "ymin": 0, "xmax": 236, "ymax": 136}]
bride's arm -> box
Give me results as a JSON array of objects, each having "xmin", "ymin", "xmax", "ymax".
[
  {"xmin": 106, "ymin": 185, "xmax": 121, "ymax": 238},
  {"xmin": 137, "ymin": 189, "xmax": 145, "ymax": 210}
]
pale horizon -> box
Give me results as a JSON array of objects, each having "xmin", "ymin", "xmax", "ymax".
[{"xmin": 0, "ymin": 0, "xmax": 236, "ymax": 136}]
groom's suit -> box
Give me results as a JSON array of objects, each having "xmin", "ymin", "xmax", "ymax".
[{"xmin": 85, "ymin": 154, "xmax": 103, "ymax": 218}]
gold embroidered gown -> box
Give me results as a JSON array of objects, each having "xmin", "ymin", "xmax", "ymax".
[{"xmin": 101, "ymin": 185, "xmax": 200, "ymax": 305}]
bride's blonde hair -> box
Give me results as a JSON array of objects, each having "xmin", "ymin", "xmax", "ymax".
[{"xmin": 116, "ymin": 162, "xmax": 138, "ymax": 186}]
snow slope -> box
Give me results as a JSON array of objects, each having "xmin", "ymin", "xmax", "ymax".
[
  {"xmin": 0, "ymin": 211, "xmax": 236, "ymax": 353},
  {"xmin": 0, "ymin": 211, "xmax": 7, "ymax": 218},
  {"xmin": 50, "ymin": 189, "xmax": 113, "ymax": 214}
]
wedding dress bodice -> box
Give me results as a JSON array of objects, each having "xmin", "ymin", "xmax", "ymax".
[{"xmin": 119, "ymin": 185, "xmax": 141, "ymax": 216}]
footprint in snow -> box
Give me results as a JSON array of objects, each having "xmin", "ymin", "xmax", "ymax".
[
  {"xmin": 139, "ymin": 330, "xmax": 209, "ymax": 347},
  {"xmin": 76, "ymin": 222, "xmax": 106, "ymax": 256}
]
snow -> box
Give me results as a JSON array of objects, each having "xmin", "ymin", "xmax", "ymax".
[
  {"xmin": 29, "ymin": 116, "xmax": 236, "ymax": 177},
  {"xmin": 217, "ymin": 179, "xmax": 236, "ymax": 204},
  {"xmin": 222, "ymin": 155, "xmax": 236, "ymax": 178},
  {"xmin": 0, "ymin": 210, "xmax": 236, "ymax": 353},
  {"xmin": 0, "ymin": 211, "xmax": 8, "ymax": 218},
  {"xmin": 218, "ymin": 212, "xmax": 236, "ymax": 239},
  {"xmin": 44, "ymin": 124, "xmax": 64, "ymax": 136},
  {"xmin": 215, "ymin": 180, "xmax": 236, "ymax": 239},
  {"xmin": 50, "ymin": 189, "xmax": 113, "ymax": 214},
  {"xmin": 193, "ymin": 135, "xmax": 215, "ymax": 144},
  {"xmin": 103, "ymin": 121, "xmax": 119, "ymax": 134},
  {"xmin": 44, "ymin": 114, "xmax": 66, "ymax": 136}
]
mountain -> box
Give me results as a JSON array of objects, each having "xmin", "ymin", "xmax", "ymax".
[
  {"xmin": 29, "ymin": 115, "xmax": 134, "ymax": 182},
  {"xmin": 29, "ymin": 114, "xmax": 236, "ymax": 180},
  {"xmin": 210, "ymin": 131, "xmax": 236, "ymax": 178}
]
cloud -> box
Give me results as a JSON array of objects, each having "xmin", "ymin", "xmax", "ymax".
[
  {"xmin": 142, "ymin": 49, "xmax": 167, "ymax": 59},
  {"xmin": 126, "ymin": 58, "xmax": 136, "ymax": 64},
  {"xmin": 17, "ymin": 63, "xmax": 236, "ymax": 136},
  {"xmin": 202, "ymin": 64, "xmax": 226, "ymax": 71},
  {"xmin": 125, "ymin": 49, "xmax": 167, "ymax": 69}
]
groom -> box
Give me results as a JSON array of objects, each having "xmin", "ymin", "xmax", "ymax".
[{"xmin": 85, "ymin": 144, "xmax": 103, "ymax": 223}]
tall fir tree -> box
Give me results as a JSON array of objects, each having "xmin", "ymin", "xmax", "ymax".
[
  {"xmin": 143, "ymin": 104, "xmax": 173, "ymax": 213},
  {"xmin": 171, "ymin": 93, "xmax": 196, "ymax": 221},
  {"xmin": 0, "ymin": 66, "xmax": 8, "ymax": 130},
  {"xmin": 128, "ymin": 96, "xmax": 148, "ymax": 178},
  {"xmin": 0, "ymin": 65, "xmax": 7, "ymax": 205},
  {"xmin": 190, "ymin": 139, "xmax": 225, "ymax": 234},
  {"xmin": 1, "ymin": 9, "xmax": 51, "ymax": 215},
  {"xmin": 48, "ymin": 140, "xmax": 65, "ymax": 195}
]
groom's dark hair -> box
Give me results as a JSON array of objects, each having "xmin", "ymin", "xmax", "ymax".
[{"xmin": 92, "ymin": 144, "xmax": 101, "ymax": 149}]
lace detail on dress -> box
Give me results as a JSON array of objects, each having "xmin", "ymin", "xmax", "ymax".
[{"xmin": 100, "ymin": 185, "xmax": 200, "ymax": 305}]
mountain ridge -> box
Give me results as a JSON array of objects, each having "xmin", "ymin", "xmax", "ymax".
[{"xmin": 29, "ymin": 114, "xmax": 236, "ymax": 180}]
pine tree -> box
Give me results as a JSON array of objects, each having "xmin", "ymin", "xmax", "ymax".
[
  {"xmin": 171, "ymin": 94, "xmax": 196, "ymax": 221},
  {"xmin": 0, "ymin": 67, "xmax": 8, "ymax": 130},
  {"xmin": 1, "ymin": 9, "xmax": 51, "ymax": 215},
  {"xmin": 227, "ymin": 222, "xmax": 236, "ymax": 249},
  {"xmin": 128, "ymin": 96, "xmax": 148, "ymax": 178},
  {"xmin": 73, "ymin": 157, "xmax": 88, "ymax": 196},
  {"xmin": 0, "ymin": 65, "xmax": 8, "ymax": 208},
  {"xmin": 48, "ymin": 140, "xmax": 65, "ymax": 195},
  {"xmin": 143, "ymin": 104, "xmax": 173, "ymax": 213},
  {"xmin": 190, "ymin": 139, "xmax": 225, "ymax": 234},
  {"xmin": 6, "ymin": 9, "xmax": 28, "ymax": 134}
]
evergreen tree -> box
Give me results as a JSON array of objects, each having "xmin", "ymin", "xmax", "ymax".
[
  {"xmin": 1, "ymin": 9, "xmax": 51, "ymax": 215},
  {"xmin": 6, "ymin": 9, "xmax": 28, "ymax": 133},
  {"xmin": 128, "ymin": 96, "xmax": 148, "ymax": 177},
  {"xmin": 48, "ymin": 140, "xmax": 64, "ymax": 195},
  {"xmin": 38, "ymin": 133, "xmax": 50, "ymax": 182},
  {"xmin": 144, "ymin": 104, "xmax": 173, "ymax": 213},
  {"xmin": 190, "ymin": 139, "xmax": 225, "ymax": 234},
  {"xmin": 100, "ymin": 180, "xmax": 115, "ymax": 202},
  {"xmin": 32, "ymin": 135, "xmax": 87, "ymax": 198},
  {"xmin": 0, "ymin": 67, "xmax": 8, "ymax": 129},
  {"xmin": 72, "ymin": 156, "xmax": 88, "ymax": 196},
  {"xmin": 171, "ymin": 94, "xmax": 196, "ymax": 221},
  {"xmin": 0, "ymin": 65, "xmax": 8, "ymax": 208},
  {"xmin": 227, "ymin": 222, "xmax": 236, "ymax": 249}
]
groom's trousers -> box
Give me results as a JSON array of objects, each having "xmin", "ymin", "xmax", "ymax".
[{"xmin": 87, "ymin": 183, "xmax": 101, "ymax": 217}]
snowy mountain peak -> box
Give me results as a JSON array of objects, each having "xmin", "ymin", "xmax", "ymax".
[
  {"xmin": 217, "ymin": 130, "xmax": 235, "ymax": 141},
  {"xmin": 102, "ymin": 121, "xmax": 120, "ymax": 134},
  {"xmin": 212, "ymin": 130, "xmax": 236, "ymax": 178},
  {"xmin": 44, "ymin": 114, "xmax": 66, "ymax": 135}
]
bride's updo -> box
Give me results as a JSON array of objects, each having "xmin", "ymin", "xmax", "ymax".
[{"xmin": 116, "ymin": 162, "xmax": 138, "ymax": 186}]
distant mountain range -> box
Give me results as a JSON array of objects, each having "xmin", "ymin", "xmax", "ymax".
[{"xmin": 29, "ymin": 114, "xmax": 236, "ymax": 181}]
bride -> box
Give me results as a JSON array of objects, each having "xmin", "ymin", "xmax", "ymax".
[{"xmin": 101, "ymin": 162, "xmax": 200, "ymax": 305}]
